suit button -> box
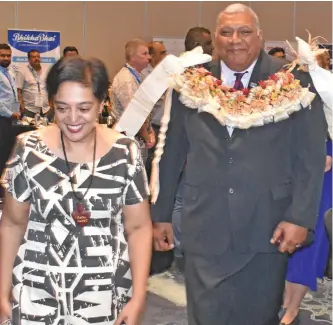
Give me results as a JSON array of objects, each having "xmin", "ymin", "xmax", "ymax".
[
  {"xmin": 229, "ymin": 188, "xmax": 234, "ymax": 194},
  {"xmin": 229, "ymin": 157, "xmax": 233, "ymax": 164}
]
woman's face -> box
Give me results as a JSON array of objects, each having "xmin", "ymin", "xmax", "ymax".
[{"xmin": 53, "ymin": 81, "xmax": 101, "ymax": 142}]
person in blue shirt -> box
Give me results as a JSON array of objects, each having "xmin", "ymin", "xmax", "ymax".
[
  {"xmin": 0, "ymin": 43, "xmax": 21, "ymax": 198},
  {"xmin": 0, "ymin": 44, "xmax": 20, "ymax": 119}
]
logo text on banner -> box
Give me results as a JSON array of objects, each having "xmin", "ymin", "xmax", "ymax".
[{"xmin": 7, "ymin": 29, "xmax": 61, "ymax": 72}]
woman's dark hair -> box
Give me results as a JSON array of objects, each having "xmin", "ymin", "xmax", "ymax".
[{"xmin": 46, "ymin": 57, "xmax": 109, "ymax": 102}]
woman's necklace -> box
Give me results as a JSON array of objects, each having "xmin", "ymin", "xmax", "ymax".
[{"xmin": 60, "ymin": 129, "xmax": 97, "ymax": 227}]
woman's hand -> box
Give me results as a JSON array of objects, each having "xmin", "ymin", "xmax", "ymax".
[
  {"xmin": 0, "ymin": 298, "xmax": 12, "ymax": 322},
  {"xmin": 325, "ymin": 155, "xmax": 332, "ymax": 172},
  {"xmin": 114, "ymin": 297, "xmax": 145, "ymax": 325}
]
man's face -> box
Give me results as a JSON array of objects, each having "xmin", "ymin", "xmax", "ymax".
[
  {"xmin": 29, "ymin": 51, "xmax": 41, "ymax": 68},
  {"xmin": 65, "ymin": 51, "xmax": 78, "ymax": 58},
  {"xmin": 0, "ymin": 49, "xmax": 12, "ymax": 68},
  {"xmin": 316, "ymin": 52, "xmax": 331, "ymax": 70},
  {"xmin": 215, "ymin": 12, "xmax": 262, "ymax": 71},
  {"xmin": 150, "ymin": 43, "xmax": 167, "ymax": 66},
  {"xmin": 131, "ymin": 45, "xmax": 151, "ymax": 71},
  {"xmin": 198, "ymin": 32, "xmax": 214, "ymax": 56},
  {"xmin": 273, "ymin": 51, "xmax": 286, "ymax": 59}
]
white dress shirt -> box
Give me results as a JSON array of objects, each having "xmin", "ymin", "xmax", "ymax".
[
  {"xmin": 16, "ymin": 64, "xmax": 50, "ymax": 114},
  {"xmin": 220, "ymin": 60, "xmax": 257, "ymax": 136}
]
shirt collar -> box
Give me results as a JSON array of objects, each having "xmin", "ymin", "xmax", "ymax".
[
  {"xmin": 220, "ymin": 59, "xmax": 257, "ymax": 75},
  {"xmin": 125, "ymin": 63, "xmax": 144, "ymax": 77},
  {"xmin": 0, "ymin": 65, "xmax": 9, "ymax": 73},
  {"xmin": 28, "ymin": 64, "xmax": 42, "ymax": 73}
]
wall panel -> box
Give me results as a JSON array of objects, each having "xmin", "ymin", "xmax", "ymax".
[
  {"xmin": 85, "ymin": 1, "xmax": 146, "ymax": 77},
  {"xmin": 295, "ymin": 1, "xmax": 332, "ymax": 42},
  {"xmin": 0, "ymin": 2, "xmax": 16, "ymax": 41},
  {"xmin": 0, "ymin": 1, "xmax": 331, "ymax": 78},
  {"xmin": 147, "ymin": 1, "xmax": 201, "ymax": 38},
  {"xmin": 250, "ymin": 1, "xmax": 294, "ymax": 41},
  {"xmin": 17, "ymin": 1, "xmax": 85, "ymax": 55}
]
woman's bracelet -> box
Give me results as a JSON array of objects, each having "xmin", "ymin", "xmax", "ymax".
[{"xmin": 1, "ymin": 319, "xmax": 12, "ymax": 325}]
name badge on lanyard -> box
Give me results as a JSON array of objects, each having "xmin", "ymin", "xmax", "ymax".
[{"xmin": 29, "ymin": 66, "xmax": 43, "ymax": 107}]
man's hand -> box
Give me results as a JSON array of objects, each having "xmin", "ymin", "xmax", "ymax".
[
  {"xmin": 270, "ymin": 221, "xmax": 308, "ymax": 253},
  {"xmin": 325, "ymin": 155, "xmax": 332, "ymax": 172},
  {"xmin": 153, "ymin": 222, "xmax": 174, "ymax": 251},
  {"xmin": 11, "ymin": 112, "xmax": 20, "ymax": 120}
]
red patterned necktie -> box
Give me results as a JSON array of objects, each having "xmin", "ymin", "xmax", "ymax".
[{"xmin": 233, "ymin": 72, "xmax": 248, "ymax": 90}]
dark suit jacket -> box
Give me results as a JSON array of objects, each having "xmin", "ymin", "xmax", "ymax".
[{"xmin": 151, "ymin": 50, "xmax": 328, "ymax": 255}]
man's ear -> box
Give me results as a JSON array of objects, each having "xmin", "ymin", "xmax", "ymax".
[
  {"xmin": 192, "ymin": 41, "xmax": 202, "ymax": 50},
  {"xmin": 258, "ymin": 29, "xmax": 263, "ymax": 42}
]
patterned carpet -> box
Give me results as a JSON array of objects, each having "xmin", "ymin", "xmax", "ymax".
[
  {"xmin": 143, "ymin": 268, "xmax": 332, "ymax": 325},
  {"xmin": 300, "ymin": 278, "xmax": 332, "ymax": 324}
]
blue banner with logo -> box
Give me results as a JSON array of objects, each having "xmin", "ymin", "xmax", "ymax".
[{"xmin": 7, "ymin": 29, "xmax": 60, "ymax": 69}]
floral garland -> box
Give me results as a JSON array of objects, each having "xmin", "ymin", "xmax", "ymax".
[
  {"xmin": 172, "ymin": 66, "xmax": 315, "ymax": 129},
  {"xmin": 149, "ymin": 32, "xmax": 329, "ymax": 203}
]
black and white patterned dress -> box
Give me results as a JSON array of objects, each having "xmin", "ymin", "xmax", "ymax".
[{"xmin": 1, "ymin": 130, "xmax": 150, "ymax": 325}]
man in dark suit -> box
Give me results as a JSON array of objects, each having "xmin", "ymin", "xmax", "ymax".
[{"xmin": 151, "ymin": 3, "xmax": 327, "ymax": 325}]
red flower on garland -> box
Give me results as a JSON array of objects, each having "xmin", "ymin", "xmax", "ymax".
[
  {"xmin": 287, "ymin": 73, "xmax": 294, "ymax": 83},
  {"xmin": 269, "ymin": 74, "xmax": 279, "ymax": 82},
  {"xmin": 258, "ymin": 80, "xmax": 266, "ymax": 89},
  {"xmin": 242, "ymin": 88, "xmax": 250, "ymax": 96}
]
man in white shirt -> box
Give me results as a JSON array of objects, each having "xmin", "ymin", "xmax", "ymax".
[{"xmin": 16, "ymin": 49, "xmax": 50, "ymax": 118}]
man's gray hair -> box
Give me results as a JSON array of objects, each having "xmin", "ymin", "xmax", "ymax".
[
  {"xmin": 125, "ymin": 38, "xmax": 147, "ymax": 62},
  {"xmin": 217, "ymin": 3, "xmax": 261, "ymax": 30}
]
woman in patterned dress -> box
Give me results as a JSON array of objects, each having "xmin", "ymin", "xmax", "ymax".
[{"xmin": 0, "ymin": 57, "xmax": 152, "ymax": 325}]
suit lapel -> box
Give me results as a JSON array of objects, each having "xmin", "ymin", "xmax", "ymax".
[
  {"xmin": 205, "ymin": 60, "xmax": 231, "ymax": 138},
  {"xmin": 248, "ymin": 50, "xmax": 272, "ymax": 88},
  {"xmin": 207, "ymin": 60, "xmax": 221, "ymax": 80}
]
